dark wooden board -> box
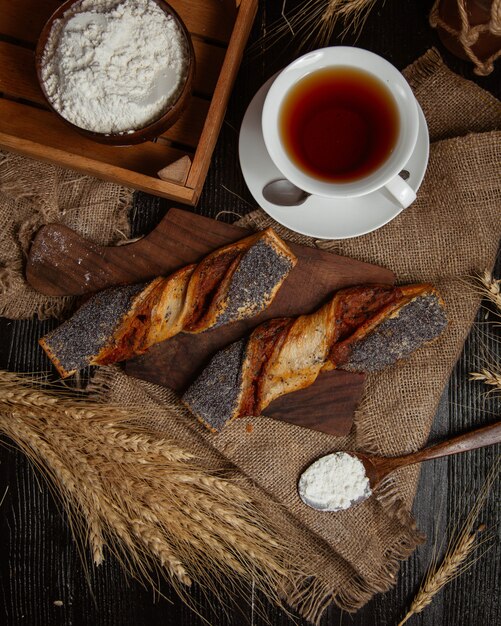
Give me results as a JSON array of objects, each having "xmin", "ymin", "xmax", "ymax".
[
  {"xmin": 28, "ymin": 209, "xmax": 256, "ymax": 296},
  {"xmin": 264, "ymin": 370, "xmax": 365, "ymax": 433},
  {"xmin": 27, "ymin": 208, "xmax": 393, "ymax": 435}
]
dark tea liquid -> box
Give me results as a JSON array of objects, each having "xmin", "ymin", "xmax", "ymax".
[{"xmin": 280, "ymin": 67, "xmax": 400, "ymax": 183}]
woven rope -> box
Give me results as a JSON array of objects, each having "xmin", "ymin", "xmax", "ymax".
[{"xmin": 430, "ymin": 0, "xmax": 501, "ymax": 75}]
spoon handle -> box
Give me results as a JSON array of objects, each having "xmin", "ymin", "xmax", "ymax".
[{"xmin": 396, "ymin": 421, "xmax": 501, "ymax": 468}]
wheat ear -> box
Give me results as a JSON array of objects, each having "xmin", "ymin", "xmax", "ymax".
[
  {"xmin": 0, "ymin": 370, "xmax": 299, "ymax": 616},
  {"xmin": 398, "ymin": 459, "xmax": 499, "ymax": 625},
  {"xmin": 247, "ymin": 0, "xmax": 379, "ymax": 60},
  {"xmin": 320, "ymin": 0, "xmax": 378, "ymax": 41},
  {"xmin": 479, "ymin": 269, "xmax": 501, "ymax": 313},
  {"xmin": 470, "ymin": 369, "xmax": 501, "ymax": 391},
  {"xmin": 469, "ymin": 269, "xmax": 501, "ymax": 392},
  {"xmin": 398, "ymin": 526, "xmax": 484, "ymax": 625}
]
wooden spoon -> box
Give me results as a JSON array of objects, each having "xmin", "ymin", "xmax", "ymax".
[{"xmin": 300, "ymin": 421, "xmax": 501, "ymax": 511}]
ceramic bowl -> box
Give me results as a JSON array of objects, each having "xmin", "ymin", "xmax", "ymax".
[{"xmin": 35, "ymin": 0, "xmax": 195, "ymax": 146}]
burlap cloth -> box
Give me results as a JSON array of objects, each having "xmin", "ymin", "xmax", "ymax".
[
  {"xmin": 0, "ymin": 153, "xmax": 133, "ymax": 319},
  {"xmin": 2, "ymin": 49, "xmax": 501, "ymax": 622}
]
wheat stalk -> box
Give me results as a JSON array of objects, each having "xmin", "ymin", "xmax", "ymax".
[
  {"xmin": 470, "ymin": 368, "xmax": 501, "ymax": 391},
  {"xmin": 398, "ymin": 526, "xmax": 483, "ymax": 625},
  {"xmin": 398, "ymin": 459, "xmax": 500, "ymax": 625},
  {"xmin": 469, "ymin": 269, "xmax": 501, "ymax": 393},
  {"xmin": 0, "ymin": 371, "xmax": 300, "ymax": 616},
  {"xmin": 479, "ymin": 269, "xmax": 501, "ymax": 313},
  {"xmin": 319, "ymin": 0, "xmax": 378, "ymax": 42},
  {"xmin": 248, "ymin": 0, "xmax": 380, "ymax": 59}
]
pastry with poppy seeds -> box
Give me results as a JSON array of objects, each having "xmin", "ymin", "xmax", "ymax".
[
  {"xmin": 182, "ymin": 284, "xmax": 447, "ymax": 432},
  {"xmin": 40, "ymin": 229, "xmax": 296, "ymax": 378},
  {"xmin": 326, "ymin": 285, "xmax": 447, "ymax": 372}
]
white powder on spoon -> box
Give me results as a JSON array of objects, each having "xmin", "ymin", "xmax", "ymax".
[
  {"xmin": 298, "ymin": 452, "xmax": 372, "ymax": 512},
  {"xmin": 41, "ymin": 0, "xmax": 189, "ymax": 134}
]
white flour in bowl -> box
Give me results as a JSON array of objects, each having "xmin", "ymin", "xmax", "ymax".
[
  {"xmin": 41, "ymin": 0, "xmax": 189, "ymax": 134},
  {"xmin": 298, "ymin": 452, "xmax": 372, "ymax": 512}
]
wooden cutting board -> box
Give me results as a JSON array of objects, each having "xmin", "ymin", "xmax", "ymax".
[{"xmin": 27, "ymin": 208, "xmax": 395, "ymax": 436}]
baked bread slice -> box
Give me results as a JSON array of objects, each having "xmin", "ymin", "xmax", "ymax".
[
  {"xmin": 182, "ymin": 283, "xmax": 447, "ymax": 432},
  {"xmin": 40, "ymin": 228, "xmax": 296, "ymax": 378},
  {"xmin": 326, "ymin": 284, "xmax": 447, "ymax": 372}
]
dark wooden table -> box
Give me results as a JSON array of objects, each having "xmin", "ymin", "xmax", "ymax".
[{"xmin": 1, "ymin": 1, "xmax": 500, "ymax": 625}]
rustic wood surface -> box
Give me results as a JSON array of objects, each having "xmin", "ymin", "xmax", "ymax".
[{"xmin": 1, "ymin": 0, "xmax": 500, "ymax": 625}]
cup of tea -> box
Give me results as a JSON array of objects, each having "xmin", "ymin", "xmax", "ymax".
[{"xmin": 261, "ymin": 47, "xmax": 420, "ymax": 208}]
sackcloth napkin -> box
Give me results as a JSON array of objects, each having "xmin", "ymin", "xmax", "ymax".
[
  {"xmin": 0, "ymin": 154, "xmax": 132, "ymax": 319},
  {"xmin": 2, "ymin": 49, "xmax": 500, "ymax": 622}
]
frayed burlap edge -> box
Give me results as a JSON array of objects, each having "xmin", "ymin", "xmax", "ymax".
[
  {"xmin": 284, "ymin": 516, "xmax": 423, "ymax": 623},
  {"xmin": 404, "ymin": 47, "xmax": 501, "ymax": 117},
  {"xmin": 404, "ymin": 47, "xmax": 444, "ymax": 89}
]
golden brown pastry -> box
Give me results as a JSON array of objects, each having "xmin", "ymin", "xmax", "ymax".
[
  {"xmin": 182, "ymin": 284, "xmax": 447, "ymax": 432},
  {"xmin": 40, "ymin": 229, "xmax": 297, "ymax": 378}
]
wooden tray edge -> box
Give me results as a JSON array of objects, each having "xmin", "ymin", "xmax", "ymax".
[
  {"xmin": 0, "ymin": 132, "xmax": 197, "ymax": 203},
  {"xmin": 187, "ymin": 0, "xmax": 258, "ymax": 200}
]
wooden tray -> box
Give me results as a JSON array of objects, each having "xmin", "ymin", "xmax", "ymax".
[{"xmin": 0, "ymin": 0, "xmax": 257, "ymax": 204}]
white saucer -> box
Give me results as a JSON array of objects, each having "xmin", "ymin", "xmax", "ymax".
[{"xmin": 238, "ymin": 74, "xmax": 429, "ymax": 240}]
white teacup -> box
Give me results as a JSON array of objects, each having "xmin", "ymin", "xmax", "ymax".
[{"xmin": 261, "ymin": 47, "xmax": 420, "ymax": 208}]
